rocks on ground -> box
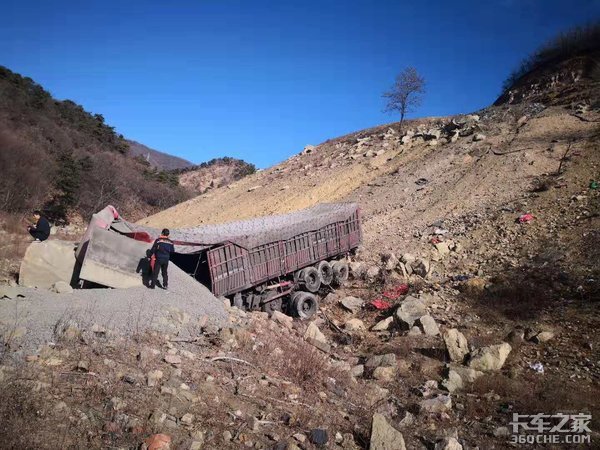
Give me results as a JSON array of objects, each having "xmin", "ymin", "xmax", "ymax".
[
  {"xmin": 468, "ymin": 343, "xmax": 512, "ymax": 371},
  {"xmin": 370, "ymin": 413, "xmax": 406, "ymax": 450},
  {"xmin": 304, "ymin": 322, "xmax": 330, "ymax": 352},
  {"xmin": 395, "ymin": 296, "xmax": 427, "ymax": 328},
  {"xmin": 443, "ymin": 329, "xmax": 469, "ymax": 363},
  {"xmin": 340, "ymin": 296, "xmax": 364, "ymax": 313}
]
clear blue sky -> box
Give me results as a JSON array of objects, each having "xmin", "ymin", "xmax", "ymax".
[{"xmin": 1, "ymin": 1, "xmax": 598, "ymax": 168}]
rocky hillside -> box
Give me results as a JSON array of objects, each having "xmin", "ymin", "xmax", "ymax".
[
  {"xmin": 0, "ymin": 27, "xmax": 599, "ymax": 450},
  {"xmin": 176, "ymin": 157, "xmax": 257, "ymax": 195},
  {"xmin": 128, "ymin": 140, "xmax": 194, "ymax": 171}
]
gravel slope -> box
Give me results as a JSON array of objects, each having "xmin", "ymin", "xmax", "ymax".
[{"xmin": 0, "ymin": 264, "xmax": 228, "ymax": 356}]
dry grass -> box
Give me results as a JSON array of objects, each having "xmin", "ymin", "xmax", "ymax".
[{"xmin": 470, "ymin": 373, "xmax": 599, "ymax": 427}]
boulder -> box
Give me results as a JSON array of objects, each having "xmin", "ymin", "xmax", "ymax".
[
  {"xmin": 420, "ymin": 394, "xmax": 452, "ymax": 413},
  {"xmin": 309, "ymin": 429, "xmax": 328, "ymax": 446},
  {"xmin": 443, "ymin": 329, "xmax": 469, "ymax": 363},
  {"xmin": 349, "ymin": 262, "xmax": 366, "ymax": 279},
  {"xmin": 373, "ymin": 366, "xmax": 397, "ymax": 382},
  {"xmin": 366, "ymin": 266, "xmax": 381, "ymax": 281},
  {"xmin": 351, "ymin": 364, "xmax": 364, "ymax": 377},
  {"xmin": 370, "ymin": 413, "xmax": 406, "ymax": 450},
  {"xmin": 532, "ymin": 331, "xmax": 555, "ymax": 343},
  {"xmin": 423, "ymin": 129, "xmax": 442, "ymax": 140},
  {"xmin": 164, "ymin": 354, "xmax": 182, "ymax": 366},
  {"xmin": 340, "ymin": 296, "xmax": 364, "ymax": 313},
  {"xmin": 468, "ymin": 343, "xmax": 512, "ymax": 371},
  {"xmin": 19, "ymin": 240, "xmax": 77, "ymax": 289},
  {"xmin": 506, "ymin": 327, "xmax": 525, "ymax": 346},
  {"xmin": 271, "ymin": 310, "xmax": 293, "ymax": 329},
  {"xmin": 401, "ymin": 253, "xmax": 416, "ymax": 265},
  {"xmin": 365, "ymin": 353, "xmax": 397, "ymax": 369},
  {"xmin": 372, "ymin": 316, "xmax": 394, "ymax": 331},
  {"xmin": 381, "ymin": 252, "xmax": 399, "ymax": 271},
  {"xmin": 408, "ymin": 326, "xmax": 422, "ymax": 336},
  {"xmin": 449, "ymin": 366, "xmax": 484, "ymax": 383},
  {"xmin": 395, "ymin": 297, "xmax": 427, "ymax": 328},
  {"xmin": 304, "ymin": 323, "xmax": 330, "ymax": 352},
  {"xmin": 435, "ymin": 437, "xmax": 463, "ymax": 450},
  {"xmin": 434, "ymin": 242, "xmax": 451, "ymax": 258},
  {"xmin": 51, "ymin": 281, "xmax": 73, "ymax": 294},
  {"xmin": 418, "ymin": 314, "xmax": 440, "ymax": 336},
  {"xmin": 441, "ymin": 370, "xmax": 463, "ymax": 393},
  {"xmin": 473, "ymin": 133, "xmax": 486, "ymax": 142},
  {"xmin": 345, "ymin": 318, "xmax": 366, "ymax": 332},
  {"xmin": 180, "ymin": 413, "xmax": 194, "ymax": 426},
  {"xmin": 411, "ymin": 258, "xmax": 430, "ymax": 278}
]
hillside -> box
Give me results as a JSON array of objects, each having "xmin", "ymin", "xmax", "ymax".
[
  {"xmin": 1, "ymin": 26, "xmax": 599, "ymax": 450},
  {"xmin": 176, "ymin": 157, "xmax": 257, "ymax": 195},
  {"xmin": 0, "ymin": 65, "xmax": 188, "ymax": 222},
  {"xmin": 128, "ymin": 140, "xmax": 194, "ymax": 171}
]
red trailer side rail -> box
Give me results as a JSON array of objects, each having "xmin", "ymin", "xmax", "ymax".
[{"xmin": 207, "ymin": 208, "xmax": 361, "ymax": 297}]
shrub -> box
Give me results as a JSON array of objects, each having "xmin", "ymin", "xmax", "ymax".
[
  {"xmin": 502, "ymin": 22, "xmax": 600, "ymax": 92},
  {"xmin": 0, "ymin": 127, "xmax": 55, "ymax": 212}
]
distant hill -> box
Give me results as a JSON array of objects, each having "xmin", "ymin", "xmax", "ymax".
[
  {"xmin": 0, "ymin": 65, "xmax": 189, "ymax": 222},
  {"xmin": 175, "ymin": 157, "xmax": 256, "ymax": 195},
  {"xmin": 127, "ymin": 140, "xmax": 194, "ymax": 171}
]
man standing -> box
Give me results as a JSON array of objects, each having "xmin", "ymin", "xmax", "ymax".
[
  {"xmin": 150, "ymin": 228, "xmax": 175, "ymax": 290},
  {"xmin": 27, "ymin": 210, "xmax": 51, "ymax": 242}
]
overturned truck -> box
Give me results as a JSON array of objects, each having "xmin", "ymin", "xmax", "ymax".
[{"xmin": 76, "ymin": 203, "xmax": 362, "ymax": 319}]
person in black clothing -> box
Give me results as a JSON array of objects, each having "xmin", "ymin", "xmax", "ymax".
[
  {"xmin": 150, "ymin": 228, "xmax": 175, "ymax": 289},
  {"xmin": 27, "ymin": 210, "xmax": 51, "ymax": 241}
]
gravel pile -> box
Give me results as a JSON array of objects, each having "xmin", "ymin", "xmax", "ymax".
[{"xmin": 0, "ymin": 264, "xmax": 228, "ymax": 356}]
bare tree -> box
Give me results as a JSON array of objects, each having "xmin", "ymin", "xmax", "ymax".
[{"xmin": 383, "ymin": 67, "xmax": 426, "ymax": 130}]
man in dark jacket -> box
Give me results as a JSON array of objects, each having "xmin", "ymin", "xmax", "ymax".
[
  {"xmin": 150, "ymin": 228, "xmax": 175, "ymax": 289},
  {"xmin": 28, "ymin": 210, "xmax": 51, "ymax": 242}
]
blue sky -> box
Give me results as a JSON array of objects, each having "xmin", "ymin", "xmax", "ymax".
[{"xmin": 1, "ymin": 1, "xmax": 598, "ymax": 168}]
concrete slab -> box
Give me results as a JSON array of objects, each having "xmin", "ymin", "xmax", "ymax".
[{"xmin": 19, "ymin": 240, "xmax": 78, "ymax": 289}]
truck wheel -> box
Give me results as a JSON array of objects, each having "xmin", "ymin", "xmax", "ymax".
[
  {"xmin": 291, "ymin": 291, "xmax": 318, "ymax": 319},
  {"xmin": 294, "ymin": 269, "xmax": 304, "ymax": 284},
  {"xmin": 301, "ymin": 266, "xmax": 321, "ymax": 293},
  {"xmin": 332, "ymin": 261, "xmax": 349, "ymax": 286},
  {"xmin": 316, "ymin": 261, "xmax": 333, "ymax": 285}
]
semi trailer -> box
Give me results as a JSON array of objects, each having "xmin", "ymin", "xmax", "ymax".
[{"xmin": 75, "ymin": 202, "xmax": 362, "ymax": 319}]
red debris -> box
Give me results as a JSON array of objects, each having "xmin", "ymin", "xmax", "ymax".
[
  {"xmin": 382, "ymin": 284, "xmax": 409, "ymax": 300},
  {"xmin": 518, "ymin": 213, "xmax": 535, "ymax": 223},
  {"xmin": 370, "ymin": 299, "xmax": 393, "ymax": 310},
  {"xmin": 430, "ymin": 236, "xmax": 441, "ymax": 244}
]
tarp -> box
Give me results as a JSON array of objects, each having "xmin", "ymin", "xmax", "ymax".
[{"xmin": 81, "ymin": 202, "xmax": 360, "ymax": 255}]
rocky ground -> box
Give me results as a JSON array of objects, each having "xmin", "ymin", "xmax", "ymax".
[{"xmin": 0, "ymin": 68, "xmax": 598, "ymax": 448}]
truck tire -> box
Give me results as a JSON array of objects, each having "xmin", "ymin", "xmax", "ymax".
[
  {"xmin": 332, "ymin": 261, "xmax": 349, "ymax": 286},
  {"xmin": 316, "ymin": 261, "xmax": 334, "ymax": 285},
  {"xmin": 294, "ymin": 269, "xmax": 304, "ymax": 284},
  {"xmin": 291, "ymin": 291, "xmax": 318, "ymax": 319},
  {"xmin": 301, "ymin": 266, "xmax": 321, "ymax": 293}
]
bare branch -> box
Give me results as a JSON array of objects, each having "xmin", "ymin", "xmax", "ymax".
[{"xmin": 382, "ymin": 67, "xmax": 426, "ymax": 129}]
